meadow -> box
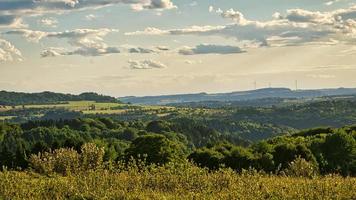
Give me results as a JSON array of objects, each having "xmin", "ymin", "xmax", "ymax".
[{"xmin": 0, "ymin": 162, "xmax": 355, "ymax": 200}]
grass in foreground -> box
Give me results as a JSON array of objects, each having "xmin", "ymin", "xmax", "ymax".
[{"xmin": 0, "ymin": 162, "xmax": 355, "ymax": 200}]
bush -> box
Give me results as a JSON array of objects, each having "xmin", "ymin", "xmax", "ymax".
[
  {"xmin": 283, "ymin": 157, "xmax": 318, "ymax": 178},
  {"xmin": 30, "ymin": 143, "xmax": 104, "ymax": 175},
  {"xmin": 80, "ymin": 143, "xmax": 105, "ymax": 171},
  {"xmin": 30, "ymin": 148, "xmax": 80, "ymax": 175}
]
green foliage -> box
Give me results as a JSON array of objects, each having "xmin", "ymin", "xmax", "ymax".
[
  {"xmin": 146, "ymin": 120, "xmax": 171, "ymax": 133},
  {"xmin": 322, "ymin": 130, "xmax": 356, "ymax": 175},
  {"xmin": 188, "ymin": 148, "xmax": 224, "ymax": 169},
  {"xmin": 30, "ymin": 148, "xmax": 80, "ymax": 175},
  {"xmin": 0, "ymin": 117, "xmax": 355, "ymax": 176},
  {"xmin": 29, "ymin": 143, "xmax": 104, "ymax": 175},
  {"xmin": 125, "ymin": 134, "xmax": 186, "ymax": 165},
  {"xmin": 80, "ymin": 143, "xmax": 105, "ymax": 171},
  {"xmin": 0, "ymin": 91, "xmax": 119, "ymax": 106}
]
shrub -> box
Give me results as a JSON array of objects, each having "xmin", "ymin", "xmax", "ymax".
[
  {"xmin": 30, "ymin": 148, "xmax": 80, "ymax": 175},
  {"xmin": 80, "ymin": 143, "xmax": 105, "ymax": 171},
  {"xmin": 283, "ymin": 157, "xmax": 318, "ymax": 178},
  {"xmin": 30, "ymin": 143, "xmax": 104, "ymax": 175}
]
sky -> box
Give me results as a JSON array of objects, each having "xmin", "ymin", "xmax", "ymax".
[{"xmin": 0, "ymin": 0, "xmax": 356, "ymax": 97}]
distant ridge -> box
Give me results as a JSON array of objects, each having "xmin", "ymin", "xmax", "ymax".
[
  {"xmin": 119, "ymin": 87, "xmax": 356, "ymax": 105},
  {"xmin": 0, "ymin": 91, "xmax": 119, "ymax": 105}
]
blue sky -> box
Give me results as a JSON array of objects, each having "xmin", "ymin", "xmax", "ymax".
[{"xmin": 0, "ymin": 0, "xmax": 355, "ymax": 96}]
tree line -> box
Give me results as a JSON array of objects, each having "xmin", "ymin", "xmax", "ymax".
[{"xmin": 0, "ymin": 118, "xmax": 355, "ymax": 176}]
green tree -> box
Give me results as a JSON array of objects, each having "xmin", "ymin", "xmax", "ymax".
[
  {"xmin": 188, "ymin": 148, "xmax": 224, "ymax": 169},
  {"xmin": 322, "ymin": 130, "xmax": 356, "ymax": 175},
  {"xmin": 125, "ymin": 134, "xmax": 186, "ymax": 165}
]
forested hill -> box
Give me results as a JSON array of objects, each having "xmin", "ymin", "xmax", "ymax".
[
  {"xmin": 0, "ymin": 91, "xmax": 119, "ymax": 105},
  {"xmin": 119, "ymin": 87, "xmax": 356, "ymax": 105}
]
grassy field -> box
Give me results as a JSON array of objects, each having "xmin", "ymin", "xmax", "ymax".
[
  {"xmin": 0, "ymin": 101, "xmax": 177, "ymax": 116},
  {"xmin": 17, "ymin": 101, "xmax": 124, "ymax": 111},
  {"xmin": 0, "ymin": 116, "xmax": 15, "ymax": 121},
  {"xmin": 0, "ymin": 164, "xmax": 355, "ymax": 200}
]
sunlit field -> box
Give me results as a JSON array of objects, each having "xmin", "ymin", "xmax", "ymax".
[{"xmin": 1, "ymin": 163, "xmax": 355, "ymax": 200}]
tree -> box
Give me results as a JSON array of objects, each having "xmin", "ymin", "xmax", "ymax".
[
  {"xmin": 322, "ymin": 130, "xmax": 356, "ymax": 175},
  {"xmin": 272, "ymin": 143, "xmax": 316, "ymax": 170},
  {"xmin": 120, "ymin": 128, "xmax": 138, "ymax": 141},
  {"xmin": 0, "ymin": 132, "xmax": 29, "ymax": 169},
  {"xmin": 125, "ymin": 134, "xmax": 186, "ymax": 165},
  {"xmin": 146, "ymin": 121, "xmax": 171, "ymax": 133},
  {"xmin": 222, "ymin": 146, "xmax": 255, "ymax": 171},
  {"xmin": 188, "ymin": 148, "xmax": 224, "ymax": 169}
]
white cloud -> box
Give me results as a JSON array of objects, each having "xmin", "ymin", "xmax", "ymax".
[
  {"xmin": 120, "ymin": 45, "xmax": 159, "ymax": 53},
  {"xmin": 128, "ymin": 59, "xmax": 167, "ymax": 69},
  {"xmin": 325, "ymin": 0, "xmax": 345, "ymax": 6},
  {"xmin": 5, "ymin": 29, "xmax": 48, "ymax": 42},
  {"xmin": 6, "ymin": 28, "xmax": 120, "ymax": 57},
  {"xmin": 0, "ymin": 17, "xmax": 27, "ymax": 29},
  {"xmin": 126, "ymin": 46, "xmax": 155, "ymax": 53},
  {"xmin": 85, "ymin": 14, "xmax": 97, "ymax": 21},
  {"xmin": 125, "ymin": 25, "xmax": 224, "ymax": 36},
  {"xmin": 131, "ymin": 0, "xmax": 177, "ymax": 11},
  {"xmin": 38, "ymin": 18, "xmax": 58, "ymax": 28},
  {"xmin": 178, "ymin": 44, "xmax": 245, "ymax": 55},
  {"xmin": 126, "ymin": 6, "xmax": 356, "ymax": 47},
  {"xmin": 40, "ymin": 47, "xmax": 64, "ymax": 57},
  {"xmin": 156, "ymin": 46, "xmax": 170, "ymax": 51},
  {"xmin": 0, "ymin": 0, "xmax": 177, "ymax": 28},
  {"xmin": 0, "ymin": 38, "xmax": 22, "ymax": 62}
]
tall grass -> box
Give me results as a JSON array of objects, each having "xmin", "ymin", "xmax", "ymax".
[{"xmin": 0, "ymin": 161, "xmax": 355, "ymax": 200}]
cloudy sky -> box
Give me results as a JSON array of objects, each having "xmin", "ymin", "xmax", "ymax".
[{"xmin": 0, "ymin": 0, "xmax": 356, "ymax": 97}]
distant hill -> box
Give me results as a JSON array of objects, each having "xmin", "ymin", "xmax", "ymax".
[
  {"xmin": 0, "ymin": 91, "xmax": 119, "ymax": 105},
  {"xmin": 119, "ymin": 87, "xmax": 356, "ymax": 105}
]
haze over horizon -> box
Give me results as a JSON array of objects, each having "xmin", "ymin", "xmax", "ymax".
[{"xmin": 1, "ymin": 0, "xmax": 356, "ymax": 96}]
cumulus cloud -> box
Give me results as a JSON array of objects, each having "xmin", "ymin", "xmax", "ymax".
[
  {"xmin": 38, "ymin": 18, "xmax": 58, "ymax": 27},
  {"xmin": 128, "ymin": 47, "xmax": 155, "ymax": 54},
  {"xmin": 5, "ymin": 29, "xmax": 48, "ymax": 42},
  {"xmin": 178, "ymin": 44, "xmax": 245, "ymax": 55},
  {"xmin": 7, "ymin": 28, "xmax": 121, "ymax": 57},
  {"xmin": 128, "ymin": 59, "xmax": 167, "ymax": 69},
  {"xmin": 125, "ymin": 25, "xmax": 224, "ymax": 36},
  {"xmin": 0, "ymin": 17, "xmax": 27, "ymax": 28},
  {"xmin": 120, "ymin": 44, "xmax": 158, "ymax": 54},
  {"xmin": 131, "ymin": 0, "xmax": 177, "ymax": 11},
  {"xmin": 41, "ymin": 47, "xmax": 63, "ymax": 57},
  {"xmin": 126, "ymin": 6, "xmax": 356, "ymax": 47},
  {"xmin": 0, "ymin": 38, "xmax": 22, "ymax": 62},
  {"xmin": 0, "ymin": 0, "xmax": 177, "ymax": 28},
  {"xmin": 156, "ymin": 46, "xmax": 170, "ymax": 51}
]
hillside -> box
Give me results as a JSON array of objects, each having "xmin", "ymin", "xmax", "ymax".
[
  {"xmin": 0, "ymin": 91, "xmax": 119, "ymax": 105},
  {"xmin": 119, "ymin": 87, "xmax": 356, "ymax": 105}
]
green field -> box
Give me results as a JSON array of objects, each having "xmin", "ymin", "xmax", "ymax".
[
  {"xmin": 0, "ymin": 101, "xmax": 177, "ymax": 115},
  {"xmin": 0, "ymin": 116, "xmax": 15, "ymax": 121}
]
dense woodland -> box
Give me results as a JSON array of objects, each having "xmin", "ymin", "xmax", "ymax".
[
  {"xmin": 0, "ymin": 118, "xmax": 355, "ymax": 176},
  {"xmin": 0, "ymin": 91, "xmax": 119, "ymax": 105}
]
